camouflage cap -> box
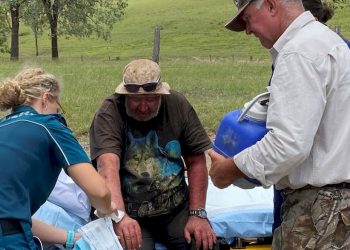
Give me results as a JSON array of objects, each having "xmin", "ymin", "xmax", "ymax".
[
  {"xmin": 115, "ymin": 59, "xmax": 170, "ymax": 95},
  {"xmin": 225, "ymin": 0, "xmax": 255, "ymax": 31}
]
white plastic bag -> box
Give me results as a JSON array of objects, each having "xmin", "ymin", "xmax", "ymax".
[{"xmin": 74, "ymin": 212, "xmax": 124, "ymax": 250}]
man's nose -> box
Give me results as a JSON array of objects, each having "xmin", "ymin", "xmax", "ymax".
[{"xmin": 138, "ymin": 102, "xmax": 149, "ymax": 112}]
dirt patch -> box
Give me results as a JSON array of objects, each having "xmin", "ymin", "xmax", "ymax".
[{"xmin": 76, "ymin": 133, "xmax": 90, "ymax": 156}]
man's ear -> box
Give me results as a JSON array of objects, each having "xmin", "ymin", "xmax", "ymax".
[{"xmin": 266, "ymin": 0, "xmax": 277, "ymax": 14}]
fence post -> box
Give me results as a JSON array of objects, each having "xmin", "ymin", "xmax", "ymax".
[{"xmin": 152, "ymin": 26, "xmax": 160, "ymax": 63}]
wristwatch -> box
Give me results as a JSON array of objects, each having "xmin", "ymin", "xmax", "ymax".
[{"xmin": 189, "ymin": 208, "xmax": 207, "ymax": 219}]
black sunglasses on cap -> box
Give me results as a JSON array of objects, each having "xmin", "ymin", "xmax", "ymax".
[
  {"xmin": 124, "ymin": 82, "xmax": 159, "ymax": 92},
  {"xmin": 123, "ymin": 78, "xmax": 160, "ymax": 93}
]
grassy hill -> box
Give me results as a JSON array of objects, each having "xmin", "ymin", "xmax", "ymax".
[
  {"xmin": 3, "ymin": 0, "xmax": 350, "ymax": 60},
  {"xmin": 15, "ymin": 0, "xmax": 272, "ymax": 60},
  {"xmin": 1, "ymin": 0, "xmax": 350, "ymax": 135},
  {"xmin": 14, "ymin": 0, "xmax": 350, "ymax": 60}
]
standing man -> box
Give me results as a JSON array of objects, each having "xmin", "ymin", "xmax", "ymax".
[
  {"xmin": 272, "ymin": 0, "xmax": 350, "ymax": 233},
  {"xmin": 90, "ymin": 59, "xmax": 216, "ymax": 250},
  {"xmin": 209, "ymin": 0, "xmax": 350, "ymax": 249}
]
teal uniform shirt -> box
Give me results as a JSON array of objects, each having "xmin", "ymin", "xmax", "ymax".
[{"xmin": 0, "ymin": 105, "xmax": 90, "ymax": 224}]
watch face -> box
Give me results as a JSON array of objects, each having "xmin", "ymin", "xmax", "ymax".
[
  {"xmin": 190, "ymin": 208, "xmax": 207, "ymax": 219},
  {"xmin": 199, "ymin": 209, "xmax": 207, "ymax": 218}
]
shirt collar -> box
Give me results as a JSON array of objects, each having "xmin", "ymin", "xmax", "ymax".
[
  {"xmin": 11, "ymin": 105, "xmax": 38, "ymax": 115},
  {"xmin": 269, "ymin": 11, "xmax": 316, "ymax": 64},
  {"xmin": 6, "ymin": 105, "xmax": 68, "ymax": 127}
]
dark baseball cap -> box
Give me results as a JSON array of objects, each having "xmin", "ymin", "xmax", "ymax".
[{"xmin": 225, "ymin": 0, "xmax": 255, "ymax": 31}]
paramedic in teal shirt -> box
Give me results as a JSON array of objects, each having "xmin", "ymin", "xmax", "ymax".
[{"xmin": 0, "ymin": 68, "xmax": 115, "ymax": 249}]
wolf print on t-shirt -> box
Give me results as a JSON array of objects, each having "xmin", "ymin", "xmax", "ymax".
[{"xmin": 123, "ymin": 130, "xmax": 186, "ymax": 217}]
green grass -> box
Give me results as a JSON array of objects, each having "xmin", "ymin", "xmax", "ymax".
[
  {"xmin": 1, "ymin": 0, "xmax": 349, "ymax": 136},
  {"xmin": 4, "ymin": 0, "xmax": 350, "ymax": 60},
  {"xmin": 0, "ymin": 60, "xmax": 269, "ymax": 135},
  {"xmin": 13, "ymin": 0, "xmax": 273, "ymax": 60}
]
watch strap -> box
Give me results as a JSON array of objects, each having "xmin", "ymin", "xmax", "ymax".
[{"xmin": 189, "ymin": 208, "xmax": 207, "ymax": 218}]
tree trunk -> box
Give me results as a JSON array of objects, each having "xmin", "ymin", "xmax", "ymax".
[
  {"xmin": 51, "ymin": 1, "xmax": 59, "ymax": 59},
  {"xmin": 35, "ymin": 31, "xmax": 39, "ymax": 56},
  {"xmin": 10, "ymin": 3, "xmax": 20, "ymax": 61},
  {"xmin": 42, "ymin": 0, "xmax": 60, "ymax": 59},
  {"xmin": 50, "ymin": 21, "xmax": 58, "ymax": 59}
]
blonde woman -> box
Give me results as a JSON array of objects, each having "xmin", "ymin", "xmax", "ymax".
[{"xmin": 0, "ymin": 68, "xmax": 115, "ymax": 249}]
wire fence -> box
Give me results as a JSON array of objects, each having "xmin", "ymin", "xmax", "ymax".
[
  {"xmin": 0, "ymin": 54, "xmax": 272, "ymax": 64},
  {"xmin": 0, "ymin": 25, "xmax": 348, "ymax": 64}
]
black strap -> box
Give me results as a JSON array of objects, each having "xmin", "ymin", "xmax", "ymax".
[
  {"xmin": 324, "ymin": 182, "xmax": 350, "ymax": 189},
  {"xmin": 268, "ymin": 64, "xmax": 275, "ymax": 86},
  {"xmin": 282, "ymin": 182, "xmax": 350, "ymax": 196},
  {"xmin": 0, "ymin": 219, "xmax": 22, "ymax": 235}
]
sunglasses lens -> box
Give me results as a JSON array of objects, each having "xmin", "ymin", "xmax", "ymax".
[
  {"xmin": 124, "ymin": 82, "xmax": 158, "ymax": 92},
  {"xmin": 142, "ymin": 82, "xmax": 158, "ymax": 92},
  {"xmin": 124, "ymin": 84, "xmax": 141, "ymax": 93}
]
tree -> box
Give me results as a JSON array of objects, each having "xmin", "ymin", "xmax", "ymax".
[
  {"xmin": 9, "ymin": 0, "xmax": 21, "ymax": 60},
  {"xmin": 0, "ymin": 0, "xmax": 31, "ymax": 60},
  {"xmin": 0, "ymin": 3, "xmax": 11, "ymax": 53},
  {"xmin": 325, "ymin": 0, "xmax": 350, "ymax": 9},
  {"xmin": 41, "ymin": 0, "xmax": 128, "ymax": 59},
  {"xmin": 41, "ymin": 0, "xmax": 59, "ymax": 58},
  {"xmin": 22, "ymin": 0, "xmax": 46, "ymax": 56}
]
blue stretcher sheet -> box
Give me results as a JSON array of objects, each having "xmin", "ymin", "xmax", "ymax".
[
  {"xmin": 206, "ymin": 178, "xmax": 274, "ymax": 242},
  {"xmin": 155, "ymin": 178, "xmax": 274, "ymax": 249}
]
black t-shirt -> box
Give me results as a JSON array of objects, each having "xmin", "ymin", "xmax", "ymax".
[{"xmin": 90, "ymin": 90, "xmax": 211, "ymax": 218}]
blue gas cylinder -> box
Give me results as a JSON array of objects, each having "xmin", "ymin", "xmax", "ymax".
[{"xmin": 213, "ymin": 92, "xmax": 270, "ymax": 188}]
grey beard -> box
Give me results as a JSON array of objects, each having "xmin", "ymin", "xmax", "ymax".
[{"xmin": 125, "ymin": 100, "xmax": 161, "ymax": 121}]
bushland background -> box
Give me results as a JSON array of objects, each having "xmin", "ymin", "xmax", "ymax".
[{"xmin": 1, "ymin": 0, "xmax": 349, "ymax": 149}]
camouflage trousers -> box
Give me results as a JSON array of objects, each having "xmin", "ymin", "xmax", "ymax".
[{"xmin": 272, "ymin": 186, "xmax": 350, "ymax": 250}]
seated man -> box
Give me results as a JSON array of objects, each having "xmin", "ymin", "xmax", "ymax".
[{"xmin": 89, "ymin": 59, "xmax": 217, "ymax": 250}]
